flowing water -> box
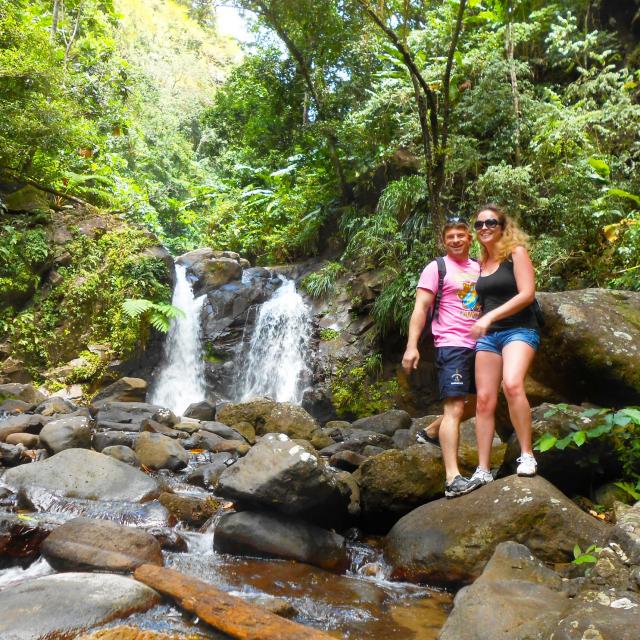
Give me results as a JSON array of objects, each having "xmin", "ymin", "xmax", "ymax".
[
  {"xmin": 237, "ymin": 277, "xmax": 312, "ymax": 403},
  {"xmin": 149, "ymin": 263, "xmax": 207, "ymax": 415}
]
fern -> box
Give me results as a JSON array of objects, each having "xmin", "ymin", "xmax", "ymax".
[
  {"xmin": 300, "ymin": 262, "xmax": 343, "ymax": 298},
  {"xmin": 122, "ymin": 299, "xmax": 185, "ymax": 333}
]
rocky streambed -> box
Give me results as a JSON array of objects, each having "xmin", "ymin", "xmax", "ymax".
[{"xmin": 0, "ymin": 378, "xmax": 638, "ymax": 639}]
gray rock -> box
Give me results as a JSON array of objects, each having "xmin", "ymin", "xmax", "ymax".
[
  {"xmin": 392, "ymin": 429, "xmax": 410, "ymax": 449},
  {"xmin": 319, "ymin": 429, "xmax": 393, "ymax": 456},
  {"xmin": 186, "ymin": 453, "xmax": 235, "ymax": 489},
  {"xmin": 39, "ymin": 415, "xmax": 91, "ymax": 454},
  {"xmin": 5, "ymin": 433, "xmax": 39, "ymax": 448},
  {"xmin": 34, "ymin": 396, "xmax": 77, "ymax": 416},
  {"xmin": 183, "ymin": 400, "xmax": 217, "ymax": 421},
  {"xmin": 0, "ymin": 413, "xmax": 49, "ymax": 441},
  {"xmin": 0, "ymin": 442, "xmax": 28, "ymax": 466},
  {"xmin": 215, "ymin": 510, "xmax": 349, "ymax": 572},
  {"xmin": 199, "ymin": 420, "xmax": 247, "ymax": 441},
  {"xmin": 134, "ymin": 431, "xmax": 189, "ymax": 471},
  {"xmin": 0, "ymin": 572, "xmax": 160, "ymax": 640},
  {"xmin": 384, "ymin": 475, "xmax": 610, "ymax": 585},
  {"xmin": 352, "ymin": 410, "xmax": 412, "ymax": 436},
  {"xmin": 91, "ymin": 377, "xmax": 148, "ymax": 408},
  {"xmin": 218, "ymin": 433, "xmax": 351, "ymax": 522},
  {"xmin": 0, "ymin": 399, "xmax": 34, "ymax": 414},
  {"xmin": 177, "ymin": 247, "xmax": 243, "ymax": 295},
  {"xmin": 610, "ymin": 500, "xmax": 640, "ymax": 564},
  {"xmin": 439, "ymin": 542, "xmax": 568, "ymax": 640},
  {"xmin": 41, "ymin": 516, "xmax": 163, "ymax": 572},
  {"xmin": 2, "ymin": 448, "xmax": 159, "ymax": 502},
  {"xmin": 329, "ymin": 450, "xmax": 366, "ymax": 471},
  {"xmin": 92, "ymin": 430, "xmax": 137, "ymax": 451},
  {"xmin": 192, "ymin": 430, "xmax": 250, "ymax": 456},
  {"xmin": 101, "ymin": 445, "xmax": 140, "ymax": 466},
  {"xmin": 95, "ymin": 402, "xmax": 176, "ymax": 431},
  {"xmin": 141, "ymin": 418, "xmax": 186, "ymax": 439},
  {"xmin": 0, "ymin": 383, "xmax": 46, "ymax": 404}
]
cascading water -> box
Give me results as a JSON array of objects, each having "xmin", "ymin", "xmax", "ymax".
[
  {"xmin": 238, "ymin": 277, "xmax": 312, "ymax": 403},
  {"xmin": 149, "ymin": 263, "xmax": 207, "ymax": 415}
]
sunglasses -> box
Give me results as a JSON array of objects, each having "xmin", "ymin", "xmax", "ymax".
[
  {"xmin": 444, "ymin": 216, "xmax": 469, "ymax": 226},
  {"xmin": 474, "ymin": 218, "xmax": 503, "ymax": 230}
]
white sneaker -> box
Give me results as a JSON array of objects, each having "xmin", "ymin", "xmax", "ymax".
[
  {"xmin": 516, "ymin": 453, "xmax": 537, "ymax": 477},
  {"xmin": 467, "ymin": 466, "xmax": 494, "ymax": 490}
]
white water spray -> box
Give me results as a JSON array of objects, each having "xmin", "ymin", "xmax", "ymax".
[
  {"xmin": 149, "ymin": 264, "xmax": 207, "ymax": 415},
  {"xmin": 238, "ymin": 278, "xmax": 312, "ymax": 403}
]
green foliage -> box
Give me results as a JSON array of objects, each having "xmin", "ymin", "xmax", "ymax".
[
  {"xmin": 300, "ymin": 263, "xmax": 344, "ymax": 299},
  {"xmin": 330, "ymin": 356, "xmax": 400, "ymax": 419},
  {"xmin": 534, "ymin": 404, "xmax": 640, "ymax": 486},
  {"xmin": 572, "ymin": 544, "xmax": 603, "ymax": 566},
  {"xmin": 319, "ymin": 328, "xmax": 340, "ymax": 341},
  {"xmin": 122, "ymin": 298, "xmax": 185, "ymax": 333}
]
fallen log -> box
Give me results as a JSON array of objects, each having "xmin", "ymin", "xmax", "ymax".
[{"xmin": 133, "ymin": 564, "xmax": 334, "ymax": 640}]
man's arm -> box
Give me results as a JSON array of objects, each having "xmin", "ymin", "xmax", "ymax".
[{"xmin": 402, "ymin": 288, "xmax": 435, "ymax": 374}]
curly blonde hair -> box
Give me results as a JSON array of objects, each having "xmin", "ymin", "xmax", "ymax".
[{"xmin": 475, "ymin": 204, "xmax": 529, "ymax": 263}]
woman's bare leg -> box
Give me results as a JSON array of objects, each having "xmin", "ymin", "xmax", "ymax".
[
  {"xmin": 501, "ymin": 341, "xmax": 537, "ymax": 455},
  {"xmin": 475, "ymin": 351, "xmax": 503, "ymax": 470}
]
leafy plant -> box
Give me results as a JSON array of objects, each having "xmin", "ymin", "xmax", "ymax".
[
  {"xmin": 572, "ymin": 544, "xmax": 603, "ymax": 565},
  {"xmin": 122, "ymin": 299, "xmax": 185, "ymax": 333},
  {"xmin": 319, "ymin": 328, "xmax": 340, "ymax": 341},
  {"xmin": 300, "ymin": 263, "xmax": 344, "ymax": 299}
]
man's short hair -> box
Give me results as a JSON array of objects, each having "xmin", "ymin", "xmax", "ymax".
[{"xmin": 443, "ymin": 216, "xmax": 470, "ymax": 237}]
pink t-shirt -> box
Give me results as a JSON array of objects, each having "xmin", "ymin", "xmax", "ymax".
[{"xmin": 417, "ymin": 255, "xmax": 481, "ymax": 348}]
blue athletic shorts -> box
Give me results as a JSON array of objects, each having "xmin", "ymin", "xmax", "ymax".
[
  {"xmin": 475, "ymin": 327, "xmax": 540, "ymax": 355},
  {"xmin": 435, "ymin": 346, "xmax": 476, "ymax": 400}
]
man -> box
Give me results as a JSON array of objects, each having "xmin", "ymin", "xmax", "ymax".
[{"xmin": 402, "ymin": 217, "xmax": 482, "ymax": 498}]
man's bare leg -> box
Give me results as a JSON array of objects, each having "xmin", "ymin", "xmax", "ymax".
[
  {"xmin": 426, "ymin": 397, "xmax": 476, "ymax": 439},
  {"xmin": 440, "ymin": 397, "xmax": 466, "ymax": 483}
]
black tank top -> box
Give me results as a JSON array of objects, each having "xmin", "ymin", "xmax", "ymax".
[{"xmin": 476, "ymin": 259, "xmax": 538, "ymax": 331}]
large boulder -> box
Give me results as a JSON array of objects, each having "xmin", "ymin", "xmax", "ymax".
[
  {"xmin": 384, "ymin": 475, "xmax": 609, "ymax": 585},
  {"xmin": 355, "ymin": 444, "xmax": 444, "ymax": 528},
  {"xmin": 2, "ymin": 448, "xmax": 159, "ymax": 502},
  {"xmin": 95, "ymin": 402, "xmax": 176, "ymax": 432},
  {"xmin": 610, "ymin": 499, "xmax": 640, "ymax": 564},
  {"xmin": 34, "ymin": 396, "xmax": 77, "ymax": 416},
  {"xmin": 0, "ymin": 414, "xmax": 49, "ymax": 441},
  {"xmin": 41, "ymin": 517, "xmax": 163, "ymax": 572},
  {"xmin": 0, "ymin": 573, "xmax": 160, "ymax": 640},
  {"xmin": 533, "ymin": 290, "xmax": 640, "ymax": 405},
  {"xmin": 91, "ymin": 377, "xmax": 148, "ymax": 407},
  {"xmin": 0, "ymin": 383, "xmax": 46, "ymax": 404},
  {"xmin": 134, "ymin": 432, "xmax": 188, "ymax": 471},
  {"xmin": 214, "ymin": 510, "xmax": 349, "ymax": 572},
  {"xmin": 186, "ymin": 452, "xmax": 235, "ymax": 490},
  {"xmin": 439, "ymin": 542, "xmax": 569, "ymax": 640},
  {"xmin": 260, "ymin": 402, "xmax": 320, "ymax": 440},
  {"xmin": 217, "ymin": 433, "xmax": 352, "ymax": 523},
  {"xmin": 177, "ymin": 248, "xmax": 242, "ymax": 296},
  {"xmin": 39, "ymin": 415, "xmax": 92, "ymax": 454},
  {"xmin": 215, "ymin": 397, "xmax": 276, "ymax": 442},
  {"xmin": 183, "ymin": 400, "xmax": 217, "ymax": 421},
  {"xmin": 351, "ymin": 410, "xmax": 411, "ymax": 436}
]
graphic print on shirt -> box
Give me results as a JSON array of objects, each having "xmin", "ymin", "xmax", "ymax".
[{"xmin": 454, "ymin": 277, "xmax": 481, "ymax": 320}]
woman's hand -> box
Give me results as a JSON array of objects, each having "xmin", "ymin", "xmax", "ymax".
[{"xmin": 471, "ymin": 315, "xmax": 493, "ymax": 339}]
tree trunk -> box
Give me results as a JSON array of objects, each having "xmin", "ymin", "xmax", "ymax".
[
  {"xmin": 51, "ymin": 0, "xmax": 60, "ymax": 39},
  {"xmin": 505, "ymin": 0, "xmax": 521, "ymax": 165}
]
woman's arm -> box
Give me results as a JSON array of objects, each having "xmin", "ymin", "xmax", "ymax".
[{"xmin": 471, "ymin": 246, "xmax": 535, "ymax": 338}]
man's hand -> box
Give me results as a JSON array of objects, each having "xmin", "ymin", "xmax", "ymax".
[
  {"xmin": 471, "ymin": 315, "xmax": 492, "ymax": 339},
  {"xmin": 402, "ymin": 347, "xmax": 420, "ymax": 374}
]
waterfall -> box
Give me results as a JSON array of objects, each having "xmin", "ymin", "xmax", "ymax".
[
  {"xmin": 238, "ymin": 277, "xmax": 312, "ymax": 403},
  {"xmin": 149, "ymin": 263, "xmax": 207, "ymax": 415}
]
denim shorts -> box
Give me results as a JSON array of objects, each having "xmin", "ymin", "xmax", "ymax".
[
  {"xmin": 475, "ymin": 327, "xmax": 540, "ymax": 355},
  {"xmin": 435, "ymin": 346, "xmax": 476, "ymax": 399}
]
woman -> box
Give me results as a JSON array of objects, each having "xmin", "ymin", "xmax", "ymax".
[{"xmin": 466, "ymin": 204, "xmax": 540, "ymax": 489}]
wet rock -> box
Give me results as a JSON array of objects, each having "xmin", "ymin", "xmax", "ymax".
[
  {"xmin": 2, "ymin": 448, "xmax": 160, "ymax": 502},
  {"xmin": 329, "ymin": 450, "xmax": 366, "ymax": 471},
  {"xmin": 185, "ymin": 453, "xmax": 235, "ymax": 489},
  {"xmin": 0, "ymin": 572, "xmax": 160, "ymax": 640},
  {"xmin": 0, "ymin": 383, "xmax": 46, "ymax": 404},
  {"xmin": 141, "ymin": 418, "xmax": 186, "ymax": 439},
  {"xmin": 439, "ymin": 542, "xmax": 568, "ymax": 640},
  {"xmin": 102, "ymin": 445, "xmax": 140, "ymax": 466},
  {"xmin": 0, "ymin": 399, "xmax": 34, "ymax": 414},
  {"xmin": 183, "ymin": 400, "xmax": 217, "ymax": 421},
  {"xmin": 217, "ymin": 433, "xmax": 351, "ymax": 523},
  {"xmin": 41, "ymin": 517, "xmax": 163, "ymax": 572},
  {"xmin": 352, "ymin": 410, "xmax": 411, "ymax": 436},
  {"xmin": 134, "ymin": 432, "xmax": 188, "ymax": 471},
  {"xmin": 172, "ymin": 419, "xmax": 202, "ymax": 434},
  {"xmin": 0, "ymin": 442, "xmax": 28, "ymax": 466},
  {"xmin": 384, "ymin": 475, "xmax": 609, "ymax": 585},
  {"xmin": 78, "ymin": 627, "xmax": 184, "ymax": 640},
  {"xmin": 93, "ymin": 430, "xmax": 138, "ymax": 451},
  {"xmin": 34, "ymin": 396, "xmax": 77, "ymax": 416},
  {"xmin": 199, "ymin": 420, "xmax": 248, "ymax": 441},
  {"xmin": 551, "ymin": 589, "xmax": 640, "ymax": 640},
  {"xmin": 301, "ymin": 386, "xmax": 337, "ymax": 424},
  {"xmin": 159, "ymin": 493, "xmax": 220, "ymax": 527},
  {"xmin": 318, "ymin": 429, "xmax": 394, "ymax": 456},
  {"xmin": 5, "ymin": 433, "xmax": 39, "ymax": 448},
  {"xmin": 533, "ymin": 290, "xmax": 640, "ymax": 405},
  {"xmin": 91, "ymin": 377, "xmax": 148, "ymax": 407},
  {"xmin": 148, "ymin": 527, "xmax": 188, "ymax": 552},
  {"xmin": 215, "ymin": 510, "xmax": 349, "ymax": 572},
  {"xmin": 593, "ymin": 482, "xmax": 634, "ymax": 510},
  {"xmin": 355, "ymin": 444, "xmax": 445, "ymax": 528},
  {"xmin": 192, "ymin": 430, "xmax": 250, "ymax": 456},
  {"xmin": 95, "ymin": 402, "xmax": 177, "ymax": 432},
  {"xmin": 177, "ymin": 247, "xmax": 243, "ymax": 295},
  {"xmin": 0, "ymin": 512, "xmax": 58, "ymax": 564},
  {"xmin": 259, "ymin": 402, "xmax": 319, "ymax": 441},
  {"xmin": 242, "ymin": 595, "xmax": 298, "ymax": 619},
  {"xmin": 502, "ymin": 403, "xmax": 619, "ymax": 494},
  {"xmin": 39, "ymin": 415, "xmax": 91, "ymax": 454}
]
